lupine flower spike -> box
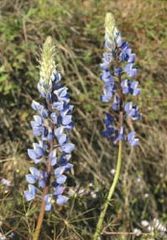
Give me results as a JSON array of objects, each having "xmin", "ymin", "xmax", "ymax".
[
  {"xmin": 24, "ymin": 36, "xmax": 75, "ymax": 240},
  {"xmin": 93, "ymin": 13, "xmax": 141, "ymax": 240}
]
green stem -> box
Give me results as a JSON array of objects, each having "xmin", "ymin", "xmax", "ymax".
[{"xmin": 93, "ymin": 140, "xmax": 123, "ymax": 240}]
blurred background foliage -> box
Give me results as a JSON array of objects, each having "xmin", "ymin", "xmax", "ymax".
[{"xmin": 0, "ymin": 0, "xmax": 167, "ymax": 239}]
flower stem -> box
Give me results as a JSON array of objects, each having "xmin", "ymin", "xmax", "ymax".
[
  {"xmin": 93, "ymin": 139, "xmax": 123, "ymax": 240},
  {"xmin": 33, "ymin": 186, "xmax": 48, "ymax": 240}
]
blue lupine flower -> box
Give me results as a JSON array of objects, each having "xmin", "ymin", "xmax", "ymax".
[
  {"xmin": 127, "ymin": 131, "xmax": 139, "ymax": 146},
  {"xmin": 24, "ymin": 37, "xmax": 75, "ymax": 210},
  {"xmin": 100, "ymin": 70, "xmax": 115, "ymax": 102},
  {"xmin": 121, "ymin": 79, "xmax": 140, "ymax": 96},
  {"xmin": 31, "ymin": 115, "xmax": 44, "ymax": 137},
  {"xmin": 112, "ymin": 95, "xmax": 121, "ymax": 111},
  {"xmin": 24, "ymin": 184, "xmax": 36, "ymax": 201},
  {"xmin": 114, "ymin": 67, "xmax": 122, "ymax": 77},
  {"xmin": 102, "ymin": 113, "xmax": 117, "ymax": 140},
  {"xmin": 124, "ymin": 63, "xmax": 137, "ymax": 78},
  {"xmin": 56, "ymin": 195, "xmax": 69, "ymax": 205},
  {"xmin": 44, "ymin": 194, "xmax": 53, "ymax": 211},
  {"xmin": 100, "ymin": 13, "xmax": 141, "ymax": 146},
  {"xmin": 31, "ymin": 100, "xmax": 48, "ymax": 118},
  {"xmin": 124, "ymin": 102, "xmax": 141, "ymax": 120},
  {"xmin": 49, "ymin": 150, "xmax": 57, "ymax": 166},
  {"xmin": 119, "ymin": 42, "xmax": 136, "ymax": 63}
]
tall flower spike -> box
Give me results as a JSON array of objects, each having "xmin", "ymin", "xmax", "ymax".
[
  {"xmin": 94, "ymin": 13, "xmax": 142, "ymax": 240},
  {"xmin": 24, "ymin": 36, "xmax": 75, "ymax": 212},
  {"xmin": 101, "ymin": 12, "xmax": 141, "ymax": 146}
]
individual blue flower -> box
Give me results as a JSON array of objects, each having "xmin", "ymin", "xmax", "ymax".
[
  {"xmin": 27, "ymin": 142, "xmax": 45, "ymax": 164},
  {"xmin": 127, "ymin": 131, "xmax": 139, "ymax": 146},
  {"xmin": 119, "ymin": 42, "xmax": 136, "ymax": 63},
  {"xmin": 100, "ymin": 52, "xmax": 113, "ymax": 70},
  {"xmin": 112, "ymin": 95, "xmax": 121, "ymax": 111},
  {"xmin": 124, "ymin": 102, "xmax": 141, "ymax": 120},
  {"xmin": 49, "ymin": 150, "xmax": 57, "ymax": 166},
  {"xmin": 100, "ymin": 72, "xmax": 115, "ymax": 102},
  {"xmin": 31, "ymin": 100, "xmax": 48, "ymax": 118},
  {"xmin": 114, "ymin": 127, "xmax": 125, "ymax": 143},
  {"xmin": 31, "ymin": 115, "xmax": 44, "ymax": 137},
  {"xmin": 44, "ymin": 194, "xmax": 53, "ymax": 211},
  {"xmin": 124, "ymin": 63, "xmax": 137, "ymax": 78},
  {"xmin": 121, "ymin": 79, "xmax": 140, "ymax": 96},
  {"xmin": 114, "ymin": 67, "xmax": 122, "ymax": 77},
  {"xmin": 24, "ymin": 184, "xmax": 36, "ymax": 201},
  {"xmin": 102, "ymin": 113, "xmax": 117, "ymax": 140},
  {"xmin": 56, "ymin": 195, "xmax": 69, "ymax": 205}
]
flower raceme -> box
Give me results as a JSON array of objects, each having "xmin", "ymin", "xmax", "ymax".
[
  {"xmin": 93, "ymin": 13, "xmax": 142, "ymax": 240},
  {"xmin": 100, "ymin": 13, "xmax": 141, "ymax": 146},
  {"xmin": 24, "ymin": 37, "xmax": 75, "ymax": 211}
]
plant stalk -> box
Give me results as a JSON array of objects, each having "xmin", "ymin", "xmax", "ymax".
[
  {"xmin": 33, "ymin": 186, "xmax": 49, "ymax": 240},
  {"xmin": 93, "ymin": 139, "xmax": 123, "ymax": 240}
]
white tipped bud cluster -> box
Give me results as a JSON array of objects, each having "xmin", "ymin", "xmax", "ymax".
[
  {"xmin": 105, "ymin": 12, "xmax": 120, "ymax": 50},
  {"xmin": 38, "ymin": 36, "xmax": 57, "ymax": 97}
]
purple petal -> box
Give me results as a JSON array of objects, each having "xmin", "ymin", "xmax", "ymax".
[
  {"xmin": 33, "ymin": 143, "xmax": 44, "ymax": 156},
  {"xmin": 53, "ymin": 101, "xmax": 64, "ymax": 111},
  {"xmin": 27, "ymin": 149, "xmax": 37, "ymax": 160},
  {"xmin": 24, "ymin": 184, "xmax": 36, "ymax": 201},
  {"xmin": 127, "ymin": 131, "xmax": 139, "ymax": 146},
  {"xmin": 124, "ymin": 64, "xmax": 137, "ymax": 78},
  {"xmin": 44, "ymin": 194, "xmax": 52, "ymax": 211},
  {"xmin": 124, "ymin": 102, "xmax": 132, "ymax": 113},
  {"xmin": 52, "ymin": 72, "xmax": 61, "ymax": 82},
  {"xmin": 62, "ymin": 115, "xmax": 72, "ymax": 125},
  {"xmin": 128, "ymin": 53, "xmax": 136, "ymax": 63},
  {"xmin": 61, "ymin": 143, "xmax": 75, "ymax": 154},
  {"xmin": 56, "ymin": 175, "xmax": 67, "ymax": 184},
  {"xmin": 64, "ymin": 163, "xmax": 73, "ymax": 170},
  {"xmin": 24, "ymin": 191, "xmax": 34, "ymax": 201},
  {"xmin": 49, "ymin": 150, "xmax": 57, "ymax": 166},
  {"xmin": 50, "ymin": 112, "xmax": 57, "ymax": 124},
  {"xmin": 54, "ymin": 186, "xmax": 65, "ymax": 196},
  {"xmin": 33, "ymin": 115, "xmax": 43, "ymax": 125},
  {"xmin": 57, "ymin": 134, "xmax": 67, "ymax": 146},
  {"xmin": 26, "ymin": 174, "xmax": 36, "ymax": 184},
  {"xmin": 29, "ymin": 167, "xmax": 40, "ymax": 178},
  {"xmin": 50, "ymin": 157, "xmax": 57, "ymax": 166},
  {"xmin": 133, "ymin": 88, "xmax": 141, "ymax": 96},
  {"xmin": 54, "ymin": 126, "xmax": 64, "ymax": 137},
  {"xmin": 56, "ymin": 195, "xmax": 69, "ymax": 205},
  {"xmin": 55, "ymin": 166, "xmax": 66, "ymax": 177},
  {"xmin": 38, "ymin": 179, "xmax": 46, "ymax": 188},
  {"xmin": 31, "ymin": 125, "xmax": 43, "ymax": 137},
  {"xmin": 31, "ymin": 100, "xmax": 40, "ymax": 111}
]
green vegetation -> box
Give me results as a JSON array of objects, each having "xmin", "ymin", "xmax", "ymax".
[{"xmin": 0, "ymin": 0, "xmax": 167, "ymax": 239}]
